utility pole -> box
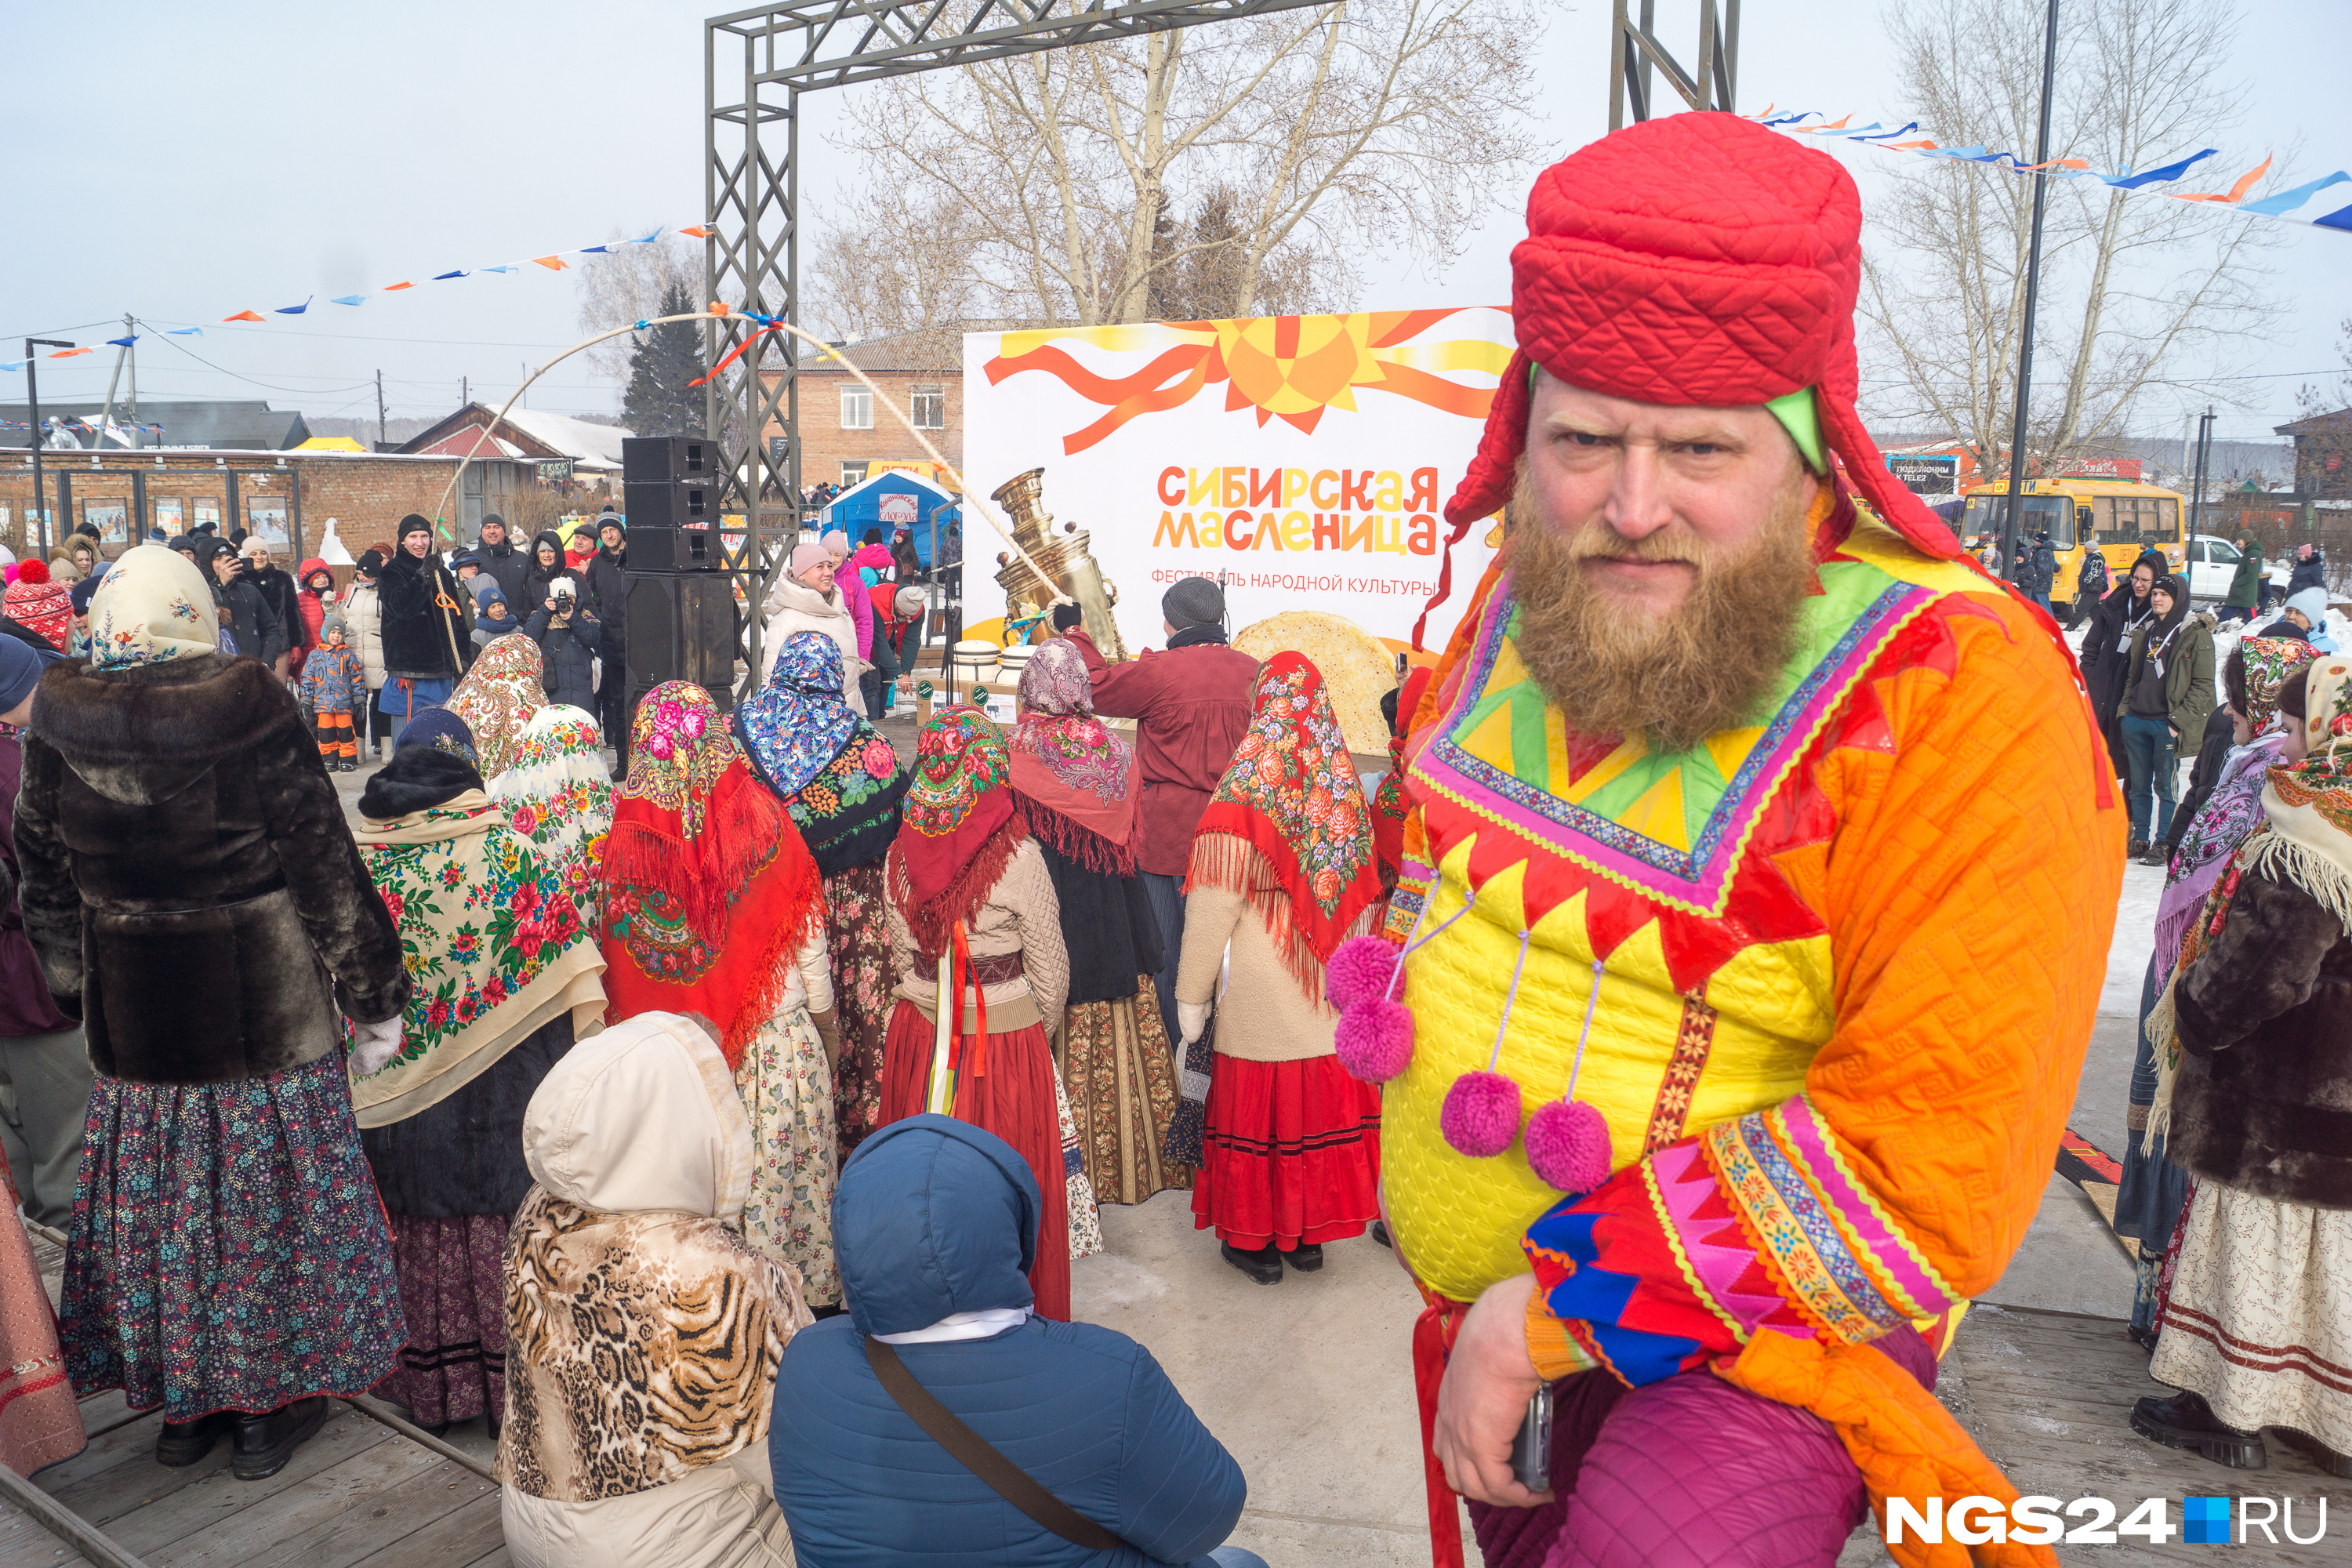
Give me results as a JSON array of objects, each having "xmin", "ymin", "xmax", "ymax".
[
  {"xmin": 462, "ymin": 376, "xmax": 468, "ymax": 408},
  {"xmin": 376, "ymin": 370, "xmax": 387, "ymax": 452},
  {"xmin": 96, "ymin": 321, "xmax": 131, "ymax": 449},
  {"xmin": 1997, "ymin": 0, "xmax": 2061, "ymax": 585},
  {"xmin": 22, "ymin": 338, "xmax": 75, "ymax": 554},
  {"xmin": 126, "ymin": 314, "xmax": 137, "ymax": 430},
  {"xmin": 2189, "ymin": 406, "xmax": 2216, "ymax": 540}
]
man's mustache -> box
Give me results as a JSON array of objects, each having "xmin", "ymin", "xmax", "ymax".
[{"xmin": 1558, "ymin": 525, "xmax": 1710, "ymax": 567}]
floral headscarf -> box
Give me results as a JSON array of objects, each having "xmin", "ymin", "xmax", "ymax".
[
  {"xmin": 887, "ymin": 707, "xmax": 1022, "ymax": 960},
  {"xmin": 730, "ymin": 633, "xmax": 906, "ymax": 879},
  {"xmin": 84, "ymin": 545, "xmax": 220, "ymax": 668},
  {"xmin": 1186, "ymin": 652, "xmax": 1382, "ymax": 998},
  {"xmin": 2254, "ymin": 654, "xmax": 2352, "ymax": 911},
  {"xmin": 490, "ymin": 705, "xmax": 614, "ymax": 921},
  {"xmin": 446, "ymin": 634, "xmax": 548, "ymax": 780},
  {"xmin": 2155, "ymin": 637, "xmax": 2318, "ymax": 967},
  {"xmin": 1007, "ymin": 639, "xmax": 1137, "ymax": 874},
  {"xmin": 601, "ymin": 682, "xmax": 822, "ymax": 1068},
  {"xmin": 733, "ymin": 632, "xmax": 862, "ymax": 797},
  {"xmin": 351, "ymin": 747, "xmax": 608, "ymax": 1129}
]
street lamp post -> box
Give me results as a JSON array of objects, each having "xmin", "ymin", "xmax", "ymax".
[
  {"xmin": 1997, "ymin": 0, "xmax": 2060, "ymax": 586},
  {"xmin": 23, "ymin": 338, "xmax": 76, "ymax": 554}
]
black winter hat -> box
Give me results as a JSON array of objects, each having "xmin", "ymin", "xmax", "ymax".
[{"xmin": 1161, "ymin": 575, "xmax": 1224, "ymax": 630}]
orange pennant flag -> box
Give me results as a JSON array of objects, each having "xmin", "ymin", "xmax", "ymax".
[
  {"xmin": 223, "ymin": 310, "xmax": 266, "ymax": 323},
  {"xmin": 2172, "ymin": 153, "xmax": 2274, "ymax": 204},
  {"xmin": 532, "ymin": 256, "xmax": 568, "ymax": 270},
  {"xmin": 49, "ymin": 347, "xmax": 93, "ymax": 358},
  {"xmin": 383, "ymin": 281, "xmax": 416, "ymax": 291},
  {"xmin": 678, "ymin": 226, "xmax": 710, "ymax": 238}
]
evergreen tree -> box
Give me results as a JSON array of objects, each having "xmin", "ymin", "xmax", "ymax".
[{"xmin": 621, "ymin": 282, "xmax": 708, "ymax": 437}]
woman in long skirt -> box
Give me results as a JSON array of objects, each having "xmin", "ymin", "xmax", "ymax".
[
  {"xmin": 732, "ymin": 630, "xmax": 909, "ymax": 1156},
  {"xmin": 1177, "ymin": 652, "xmax": 1384, "ymax": 1285},
  {"xmin": 877, "ymin": 707, "xmax": 1076, "ymax": 1319},
  {"xmin": 350, "ymin": 710, "xmax": 608, "ymax": 1433},
  {"xmin": 16, "ymin": 544, "xmax": 409, "ymax": 1479},
  {"xmin": 1004, "ymin": 638, "xmax": 1185, "ymax": 1205},
  {"xmin": 601, "ymin": 682, "xmax": 842, "ymax": 1308},
  {"xmin": 2118, "ymin": 637, "xmax": 2312, "ymax": 1341}
]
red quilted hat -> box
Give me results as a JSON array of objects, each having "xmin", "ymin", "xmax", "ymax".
[{"xmin": 1450, "ymin": 112, "xmax": 1961, "ymax": 561}]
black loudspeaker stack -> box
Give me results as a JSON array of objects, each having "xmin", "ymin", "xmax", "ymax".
[{"xmin": 619, "ymin": 434, "xmax": 737, "ymax": 715}]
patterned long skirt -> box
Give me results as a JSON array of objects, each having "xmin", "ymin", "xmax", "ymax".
[
  {"xmin": 880, "ymin": 1001, "xmax": 1069, "ymax": 1321},
  {"xmin": 823, "ymin": 862, "xmax": 898, "ymax": 1156},
  {"xmin": 735, "ymin": 1004, "xmax": 842, "ymax": 1307},
  {"xmin": 1062, "ymin": 981, "xmax": 1188, "ymax": 1206},
  {"xmin": 2153, "ymin": 1180, "xmax": 2352, "ymax": 1455},
  {"xmin": 62, "ymin": 1052, "xmax": 408, "ymax": 1422},
  {"xmin": 1192, "ymin": 1052, "xmax": 1381, "ymax": 1252},
  {"xmin": 377, "ymin": 1215, "xmax": 506, "ymax": 1428}
]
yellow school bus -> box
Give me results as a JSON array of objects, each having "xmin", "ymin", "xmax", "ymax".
[{"xmin": 1959, "ymin": 477, "xmax": 2189, "ymax": 625}]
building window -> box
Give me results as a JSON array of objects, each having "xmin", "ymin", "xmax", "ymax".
[
  {"xmin": 911, "ymin": 383, "xmax": 946, "ymax": 430},
  {"xmin": 840, "ymin": 463, "xmax": 868, "ymax": 488},
  {"xmin": 840, "ymin": 387, "xmax": 873, "ymax": 430}
]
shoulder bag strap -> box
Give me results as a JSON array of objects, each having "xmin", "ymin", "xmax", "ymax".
[{"xmin": 862, "ymin": 1335, "xmax": 1131, "ymax": 1553}]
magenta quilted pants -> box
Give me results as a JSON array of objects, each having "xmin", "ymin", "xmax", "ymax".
[{"xmin": 1468, "ymin": 1327, "xmax": 1936, "ymax": 1568}]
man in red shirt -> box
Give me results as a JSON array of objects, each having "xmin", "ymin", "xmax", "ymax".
[{"xmin": 1065, "ymin": 575, "xmax": 1258, "ymax": 1035}]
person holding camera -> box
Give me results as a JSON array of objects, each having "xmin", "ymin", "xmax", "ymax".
[{"xmin": 523, "ymin": 579, "xmax": 602, "ymax": 714}]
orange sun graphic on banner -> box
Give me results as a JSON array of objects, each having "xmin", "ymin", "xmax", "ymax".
[{"xmin": 983, "ymin": 308, "xmax": 1511, "ymax": 456}]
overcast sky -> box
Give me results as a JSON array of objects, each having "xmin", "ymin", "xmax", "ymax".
[{"xmin": 2, "ymin": 0, "xmax": 2342, "ymax": 445}]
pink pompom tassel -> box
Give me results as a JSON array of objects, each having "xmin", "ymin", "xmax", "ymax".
[
  {"xmin": 1440, "ymin": 1070, "xmax": 1522, "ymax": 1158},
  {"xmin": 1524, "ymin": 1098, "xmax": 1612, "ymax": 1194},
  {"xmin": 1333, "ymin": 998, "xmax": 1414, "ymax": 1083},
  {"xmin": 1325, "ymin": 935, "xmax": 1399, "ymax": 1012}
]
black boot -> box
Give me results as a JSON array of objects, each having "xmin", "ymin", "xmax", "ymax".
[
  {"xmin": 1284, "ymin": 1243, "xmax": 1325, "ymax": 1272},
  {"xmin": 2130, "ymin": 1391, "xmax": 2267, "ymax": 1469},
  {"xmin": 1371, "ymin": 1219, "xmax": 1393, "ymax": 1250},
  {"xmin": 232, "ymin": 1395, "xmax": 329, "ymax": 1480},
  {"xmin": 1220, "ymin": 1242, "xmax": 1283, "ymax": 1285},
  {"xmin": 155, "ymin": 1410, "xmax": 236, "ymax": 1467}
]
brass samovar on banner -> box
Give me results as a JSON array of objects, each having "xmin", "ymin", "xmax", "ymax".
[{"xmin": 989, "ymin": 467, "xmax": 1127, "ymax": 658}]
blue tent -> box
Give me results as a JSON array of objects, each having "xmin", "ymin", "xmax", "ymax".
[{"xmin": 820, "ymin": 470, "xmax": 961, "ymax": 572}]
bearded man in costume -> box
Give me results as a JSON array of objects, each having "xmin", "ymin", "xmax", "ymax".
[{"xmin": 1362, "ymin": 114, "xmax": 2124, "ymax": 1568}]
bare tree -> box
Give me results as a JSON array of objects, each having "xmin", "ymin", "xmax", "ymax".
[
  {"xmin": 1858, "ymin": 0, "xmax": 2288, "ymax": 473},
  {"xmin": 573, "ymin": 230, "xmax": 702, "ymax": 378},
  {"xmin": 818, "ymin": 0, "xmax": 1541, "ymax": 331},
  {"xmin": 808, "ymin": 193, "xmax": 986, "ymax": 342}
]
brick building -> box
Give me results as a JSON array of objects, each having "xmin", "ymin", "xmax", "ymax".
[
  {"xmin": 0, "ymin": 448, "xmax": 535, "ymax": 561},
  {"xmin": 764, "ymin": 327, "xmax": 963, "ymax": 492}
]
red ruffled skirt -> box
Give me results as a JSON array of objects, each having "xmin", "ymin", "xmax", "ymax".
[
  {"xmin": 1192, "ymin": 1053, "xmax": 1381, "ymax": 1251},
  {"xmin": 880, "ymin": 1000, "xmax": 1070, "ymax": 1320}
]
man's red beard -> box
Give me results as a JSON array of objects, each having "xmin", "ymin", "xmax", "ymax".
[{"xmin": 1503, "ymin": 466, "xmax": 1819, "ymax": 753}]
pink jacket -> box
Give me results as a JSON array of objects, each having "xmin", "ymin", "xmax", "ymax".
[{"xmin": 835, "ymin": 543, "xmax": 893, "ymax": 659}]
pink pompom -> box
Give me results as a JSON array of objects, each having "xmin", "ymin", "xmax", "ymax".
[
  {"xmin": 1441, "ymin": 1070, "xmax": 1522, "ymax": 1158},
  {"xmin": 1326, "ymin": 935, "xmax": 1399, "ymax": 1011},
  {"xmin": 1333, "ymin": 998, "xmax": 1414, "ymax": 1083},
  {"xmin": 1524, "ymin": 1099, "xmax": 1612, "ymax": 1194}
]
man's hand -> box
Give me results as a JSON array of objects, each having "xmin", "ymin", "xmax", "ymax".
[{"xmin": 1434, "ymin": 1272, "xmax": 1555, "ymax": 1507}]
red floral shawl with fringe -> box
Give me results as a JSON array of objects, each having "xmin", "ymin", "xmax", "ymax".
[
  {"xmin": 1007, "ymin": 638, "xmax": 1139, "ymax": 876},
  {"xmin": 1186, "ymin": 651, "xmax": 1384, "ymax": 998},
  {"xmin": 887, "ymin": 706, "xmax": 1027, "ymax": 962},
  {"xmin": 599, "ymin": 682, "xmax": 822, "ymax": 1069}
]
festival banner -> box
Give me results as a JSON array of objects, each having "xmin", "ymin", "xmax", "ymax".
[{"xmin": 960, "ymin": 308, "xmax": 1512, "ymax": 655}]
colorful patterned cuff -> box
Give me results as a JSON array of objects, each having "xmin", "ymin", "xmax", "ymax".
[{"xmin": 1523, "ymin": 1290, "xmax": 1599, "ymax": 1381}]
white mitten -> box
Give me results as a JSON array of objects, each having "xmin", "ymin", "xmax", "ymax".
[
  {"xmin": 1175, "ymin": 1001, "xmax": 1209, "ymax": 1047},
  {"xmin": 347, "ymin": 1014, "xmax": 405, "ymax": 1077}
]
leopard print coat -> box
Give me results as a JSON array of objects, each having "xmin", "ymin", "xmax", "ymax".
[{"xmin": 496, "ymin": 1185, "xmax": 811, "ymax": 1502}]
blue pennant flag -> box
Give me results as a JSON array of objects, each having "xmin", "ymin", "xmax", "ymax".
[
  {"xmin": 2104, "ymin": 149, "xmax": 2218, "ymax": 189},
  {"xmin": 107, "ymin": 336, "xmax": 138, "ymax": 347},
  {"xmin": 1850, "ymin": 123, "xmax": 1921, "ymax": 141},
  {"xmin": 2243, "ymin": 170, "xmax": 2350, "ymax": 217},
  {"xmin": 166, "ymin": 326, "xmax": 204, "ymax": 336},
  {"xmin": 275, "ymin": 297, "xmax": 312, "ymax": 314},
  {"xmin": 580, "ymin": 245, "xmax": 612, "ymax": 254},
  {"xmin": 2317, "ymin": 202, "xmax": 2352, "ymax": 233},
  {"xmin": 331, "ymin": 295, "xmax": 367, "ymax": 307},
  {"xmin": 480, "ymin": 264, "xmax": 515, "ymax": 274},
  {"xmin": 433, "ymin": 270, "xmax": 469, "ymax": 281},
  {"xmin": 630, "ymin": 227, "xmax": 663, "ymax": 244}
]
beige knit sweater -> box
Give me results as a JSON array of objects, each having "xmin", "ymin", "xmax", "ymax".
[
  {"xmin": 1174, "ymin": 884, "xmax": 1339, "ymax": 1062},
  {"xmin": 886, "ymin": 839, "xmax": 1069, "ymax": 1035}
]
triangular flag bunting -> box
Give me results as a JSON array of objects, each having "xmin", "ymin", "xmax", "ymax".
[
  {"xmin": 2243, "ymin": 170, "xmax": 2350, "ymax": 217},
  {"xmin": 630, "ymin": 227, "xmax": 663, "ymax": 244},
  {"xmin": 0, "ymin": 361, "xmax": 26, "ymax": 373},
  {"xmin": 678, "ymin": 226, "xmax": 710, "ymax": 238},
  {"xmin": 433, "ymin": 270, "xmax": 468, "ymax": 281},
  {"xmin": 106, "ymin": 336, "xmax": 138, "ymax": 347},
  {"xmin": 167, "ymin": 326, "xmax": 204, "ymax": 336},
  {"xmin": 480, "ymin": 264, "xmax": 515, "ymax": 274},
  {"xmin": 275, "ymin": 298, "xmax": 312, "ymax": 314},
  {"xmin": 50, "ymin": 347, "xmax": 93, "ymax": 358},
  {"xmin": 532, "ymin": 256, "xmax": 568, "ymax": 270},
  {"xmin": 224, "ymin": 310, "xmax": 266, "ymax": 322},
  {"xmin": 580, "ymin": 245, "xmax": 611, "ymax": 254},
  {"xmin": 383, "ymin": 281, "xmax": 416, "ymax": 291},
  {"xmin": 332, "ymin": 296, "xmax": 366, "ymax": 307}
]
